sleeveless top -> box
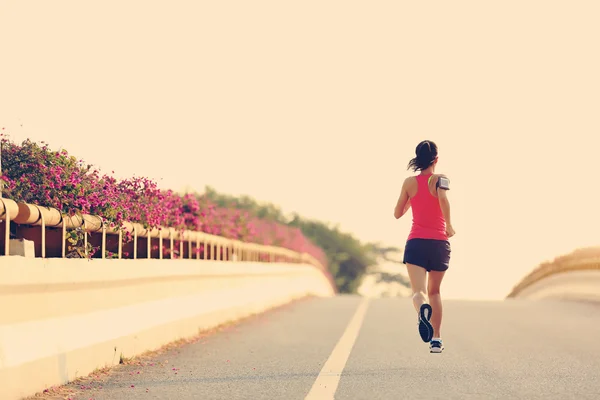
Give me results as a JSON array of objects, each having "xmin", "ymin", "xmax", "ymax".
[{"xmin": 407, "ymin": 173, "xmax": 448, "ymax": 241}]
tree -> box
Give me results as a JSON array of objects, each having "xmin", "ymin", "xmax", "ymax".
[{"xmin": 201, "ymin": 186, "xmax": 406, "ymax": 293}]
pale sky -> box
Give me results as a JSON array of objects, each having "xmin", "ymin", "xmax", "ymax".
[{"xmin": 1, "ymin": 1, "xmax": 599, "ymax": 300}]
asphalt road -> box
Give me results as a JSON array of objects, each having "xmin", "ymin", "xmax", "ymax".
[{"xmin": 49, "ymin": 295, "xmax": 600, "ymax": 400}]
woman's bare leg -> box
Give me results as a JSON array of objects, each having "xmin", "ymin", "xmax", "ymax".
[
  {"xmin": 427, "ymin": 271, "xmax": 446, "ymax": 338},
  {"xmin": 406, "ymin": 263, "xmax": 428, "ymax": 312}
]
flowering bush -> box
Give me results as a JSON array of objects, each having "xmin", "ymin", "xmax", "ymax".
[
  {"xmin": 248, "ymin": 218, "xmax": 328, "ymax": 267},
  {"xmin": 0, "ymin": 138, "xmax": 160, "ymax": 231},
  {"xmin": 0, "ymin": 134, "xmax": 327, "ymax": 266}
]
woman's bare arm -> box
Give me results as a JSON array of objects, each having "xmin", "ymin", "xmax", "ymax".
[
  {"xmin": 394, "ymin": 178, "xmax": 411, "ymax": 219},
  {"xmin": 437, "ymin": 184, "xmax": 455, "ymax": 237}
]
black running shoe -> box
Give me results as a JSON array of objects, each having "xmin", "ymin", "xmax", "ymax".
[{"xmin": 418, "ymin": 303, "xmax": 433, "ymax": 342}]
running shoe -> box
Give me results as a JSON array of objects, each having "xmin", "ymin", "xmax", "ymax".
[
  {"xmin": 418, "ymin": 303, "xmax": 433, "ymax": 342},
  {"xmin": 430, "ymin": 339, "xmax": 444, "ymax": 353}
]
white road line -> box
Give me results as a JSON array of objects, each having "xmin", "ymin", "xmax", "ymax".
[{"xmin": 305, "ymin": 297, "xmax": 370, "ymax": 400}]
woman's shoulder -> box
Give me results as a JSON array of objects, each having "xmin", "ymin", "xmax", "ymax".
[
  {"xmin": 403, "ymin": 175, "xmax": 418, "ymax": 186},
  {"xmin": 401, "ymin": 176, "xmax": 418, "ymax": 192},
  {"xmin": 427, "ymin": 173, "xmax": 450, "ymax": 192},
  {"xmin": 430, "ymin": 173, "xmax": 450, "ymax": 182}
]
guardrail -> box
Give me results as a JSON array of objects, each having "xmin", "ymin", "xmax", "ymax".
[
  {"xmin": 0, "ymin": 197, "xmax": 326, "ymax": 270},
  {"xmin": 506, "ymin": 252, "xmax": 600, "ymax": 298}
]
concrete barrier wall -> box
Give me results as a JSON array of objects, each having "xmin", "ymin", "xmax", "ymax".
[
  {"xmin": 508, "ymin": 270, "xmax": 600, "ymax": 302},
  {"xmin": 0, "ymin": 257, "xmax": 335, "ymax": 400},
  {"xmin": 507, "ymin": 252, "xmax": 600, "ymax": 300}
]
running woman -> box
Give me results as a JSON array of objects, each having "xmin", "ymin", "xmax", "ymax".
[{"xmin": 393, "ymin": 140, "xmax": 455, "ymax": 354}]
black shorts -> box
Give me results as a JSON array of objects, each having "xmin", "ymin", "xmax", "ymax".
[{"xmin": 402, "ymin": 238, "xmax": 451, "ymax": 272}]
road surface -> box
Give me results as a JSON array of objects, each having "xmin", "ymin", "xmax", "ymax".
[{"xmin": 36, "ymin": 295, "xmax": 600, "ymax": 399}]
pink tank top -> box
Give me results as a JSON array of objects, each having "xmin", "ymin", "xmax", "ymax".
[{"xmin": 407, "ymin": 173, "xmax": 448, "ymax": 241}]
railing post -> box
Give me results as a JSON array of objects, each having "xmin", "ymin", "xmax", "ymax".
[
  {"xmin": 62, "ymin": 215, "xmax": 67, "ymax": 258},
  {"xmin": 101, "ymin": 219, "xmax": 106, "ymax": 259},
  {"xmin": 34, "ymin": 205, "xmax": 46, "ymax": 259},
  {"xmin": 0, "ymin": 135, "xmax": 3, "ymax": 196},
  {"xmin": 83, "ymin": 217, "xmax": 88, "ymax": 258},
  {"xmin": 159, "ymin": 229, "xmax": 163, "ymax": 260},
  {"xmin": 170, "ymin": 229, "xmax": 174, "ymax": 259},
  {"xmin": 118, "ymin": 228, "xmax": 122, "ymax": 259},
  {"xmin": 1, "ymin": 199, "xmax": 10, "ymax": 256},
  {"xmin": 133, "ymin": 224, "xmax": 138, "ymax": 259},
  {"xmin": 147, "ymin": 229, "xmax": 152, "ymax": 259},
  {"xmin": 179, "ymin": 232, "xmax": 184, "ymax": 259}
]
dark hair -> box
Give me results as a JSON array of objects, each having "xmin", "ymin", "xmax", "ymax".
[{"xmin": 407, "ymin": 140, "xmax": 438, "ymax": 172}]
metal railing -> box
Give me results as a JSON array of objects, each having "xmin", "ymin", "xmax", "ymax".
[
  {"xmin": 0, "ymin": 197, "xmax": 326, "ymax": 270},
  {"xmin": 506, "ymin": 254, "xmax": 600, "ymax": 298}
]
